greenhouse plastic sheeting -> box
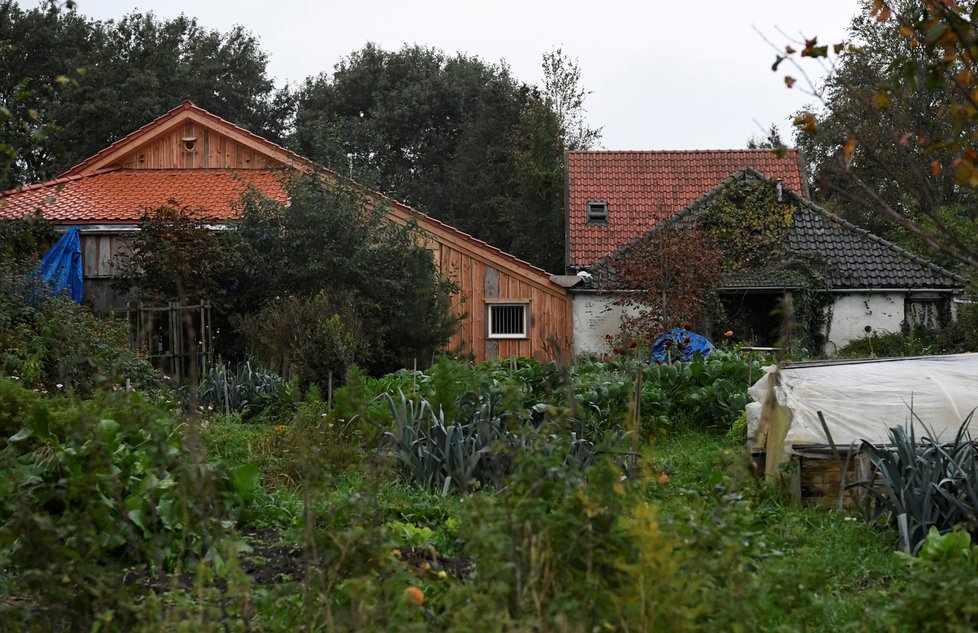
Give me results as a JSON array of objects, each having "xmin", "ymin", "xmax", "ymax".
[{"xmin": 748, "ymin": 354, "xmax": 978, "ymax": 452}]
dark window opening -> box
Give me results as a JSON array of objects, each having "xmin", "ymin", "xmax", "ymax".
[{"xmin": 587, "ymin": 201, "xmax": 609, "ymax": 225}]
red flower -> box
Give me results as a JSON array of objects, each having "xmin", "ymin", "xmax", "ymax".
[
  {"xmin": 683, "ymin": 337, "xmax": 691, "ymax": 344},
  {"xmin": 613, "ymin": 347, "xmax": 620, "ymax": 354},
  {"xmin": 683, "ymin": 322, "xmax": 692, "ymax": 331},
  {"xmin": 655, "ymin": 359, "xmax": 663, "ymax": 365},
  {"xmin": 630, "ymin": 341, "xmax": 637, "ymax": 348},
  {"xmin": 664, "ymin": 340, "xmax": 673, "ymax": 348}
]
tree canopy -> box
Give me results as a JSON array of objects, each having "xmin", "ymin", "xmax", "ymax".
[
  {"xmin": 3, "ymin": 4, "xmax": 603, "ymax": 274},
  {"xmin": 291, "ymin": 44, "xmax": 594, "ymax": 272},
  {"xmin": 229, "ymin": 175, "xmax": 458, "ymax": 379},
  {"xmin": 0, "ymin": 2, "xmax": 292, "ymax": 189}
]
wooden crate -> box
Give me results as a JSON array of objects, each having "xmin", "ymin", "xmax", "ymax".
[{"xmin": 752, "ymin": 448, "xmax": 874, "ymax": 509}]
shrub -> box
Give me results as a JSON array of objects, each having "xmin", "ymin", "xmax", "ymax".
[
  {"xmin": 229, "ymin": 174, "xmax": 458, "ymax": 376},
  {"xmin": 0, "ymin": 379, "xmax": 245, "ymax": 623},
  {"xmin": 884, "ymin": 527, "xmax": 978, "ymax": 631},
  {"xmin": 238, "ymin": 290, "xmax": 368, "ymax": 391},
  {"xmin": 1, "ymin": 271, "xmax": 160, "ymax": 395},
  {"xmin": 451, "ymin": 434, "xmax": 632, "ymax": 629},
  {"xmin": 836, "ymin": 330, "xmax": 937, "ymax": 358}
]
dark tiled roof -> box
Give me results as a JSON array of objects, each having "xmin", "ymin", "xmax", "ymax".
[
  {"xmin": 590, "ymin": 169, "xmax": 965, "ymax": 291},
  {"xmin": 566, "ymin": 149, "xmax": 806, "ymax": 267},
  {"xmin": 786, "ymin": 193, "xmax": 965, "ymax": 289}
]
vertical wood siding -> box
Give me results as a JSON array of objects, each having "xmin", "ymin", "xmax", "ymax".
[
  {"xmin": 115, "ymin": 123, "xmax": 273, "ymax": 170},
  {"xmin": 429, "ymin": 238, "xmax": 571, "ymax": 362},
  {"xmin": 81, "ymin": 234, "xmax": 131, "ymax": 278}
]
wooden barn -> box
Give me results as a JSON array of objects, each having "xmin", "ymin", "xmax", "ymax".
[{"xmin": 0, "ymin": 100, "xmax": 573, "ymax": 363}]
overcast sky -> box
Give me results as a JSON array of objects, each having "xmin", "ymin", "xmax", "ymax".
[{"xmin": 36, "ymin": 0, "xmax": 860, "ymax": 150}]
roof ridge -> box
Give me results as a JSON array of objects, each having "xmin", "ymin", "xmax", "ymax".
[{"xmin": 59, "ymin": 100, "xmax": 321, "ymax": 177}]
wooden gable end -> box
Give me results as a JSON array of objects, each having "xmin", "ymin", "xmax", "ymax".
[
  {"xmin": 61, "ymin": 101, "xmax": 304, "ymax": 177},
  {"xmin": 115, "ymin": 121, "xmax": 279, "ymax": 170}
]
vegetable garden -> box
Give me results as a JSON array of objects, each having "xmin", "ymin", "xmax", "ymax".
[{"xmin": 3, "ymin": 334, "xmax": 978, "ymax": 631}]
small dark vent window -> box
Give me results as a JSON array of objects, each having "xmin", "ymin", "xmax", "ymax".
[
  {"xmin": 488, "ymin": 304, "xmax": 527, "ymax": 339},
  {"xmin": 587, "ymin": 201, "xmax": 608, "ymax": 225}
]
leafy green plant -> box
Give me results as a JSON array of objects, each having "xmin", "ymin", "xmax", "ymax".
[
  {"xmin": 884, "ymin": 526, "xmax": 978, "ymax": 632},
  {"xmin": 0, "ymin": 378, "xmax": 247, "ymax": 624},
  {"xmin": 1, "ymin": 271, "xmax": 161, "ymax": 395},
  {"xmin": 849, "ymin": 414, "xmax": 978, "ymax": 553},
  {"xmin": 197, "ymin": 359, "xmax": 286, "ymax": 418},
  {"xmin": 374, "ymin": 389, "xmax": 634, "ymax": 494}
]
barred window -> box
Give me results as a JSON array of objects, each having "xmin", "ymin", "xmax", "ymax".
[{"xmin": 488, "ymin": 303, "xmax": 527, "ymax": 339}]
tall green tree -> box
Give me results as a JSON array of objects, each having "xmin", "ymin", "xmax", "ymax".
[
  {"xmin": 0, "ymin": 0, "xmax": 91, "ymax": 188},
  {"xmin": 291, "ymin": 44, "xmax": 576, "ymax": 272},
  {"xmin": 229, "ymin": 174, "xmax": 458, "ymax": 377},
  {"xmin": 0, "ymin": 3, "xmax": 292, "ymax": 188},
  {"xmin": 791, "ymin": 1, "xmax": 970, "ymax": 234},
  {"xmin": 540, "ymin": 48, "xmax": 602, "ymax": 151}
]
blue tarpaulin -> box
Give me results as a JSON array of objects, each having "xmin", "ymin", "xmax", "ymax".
[
  {"xmin": 34, "ymin": 226, "xmax": 84, "ymax": 303},
  {"xmin": 651, "ymin": 327, "xmax": 714, "ymax": 363}
]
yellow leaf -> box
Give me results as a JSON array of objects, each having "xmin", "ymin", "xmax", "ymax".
[
  {"xmin": 842, "ymin": 136, "xmax": 857, "ymax": 167},
  {"xmin": 833, "ymin": 43, "xmax": 844, "ymax": 54},
  {"xmin": 873, "ymin": 92, "xmax": 890, "ymax": 109},
  {"xmin": 784, "ymin": 76, "xmax": 796, "ymax": 88},
  {"xmin": 785, "ymin": 45, "xmax": 796, "ymax": 54},
  {"xmin": 931, "ymin": 160, "xmax": 942, "ymax": 177},
  {"xmin": 792, "ymin": 112, "xmax": 819, "ymax": 135}
]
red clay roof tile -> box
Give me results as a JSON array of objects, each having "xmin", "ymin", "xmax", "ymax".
[
  {"xmin": 566, "ymin": 149, "xmax": 806, "ymax": 267},
  {"xmin": 0, "ymin": 169, "xmax": 288, "ymax": 223}
]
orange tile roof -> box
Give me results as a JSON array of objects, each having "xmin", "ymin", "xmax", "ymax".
[
  {"xmin": 566, "ymin": 149, "xmax": 806, "ymax": 267},
  {"xmin": 0, "ymin": 168, "xmax": 288, "ymax": 223}
]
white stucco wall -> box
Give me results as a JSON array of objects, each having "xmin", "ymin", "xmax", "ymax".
[
  {"xmin": 572, "ymin": 293, "xmax": 641, "ymax": 355},
  {"xmin": 823, "ymin": 292, "xmax": 905, "ymax": 355},
  {"xmin": 576, "ymin": 289, "xmax": 951, "ymax": 357}
]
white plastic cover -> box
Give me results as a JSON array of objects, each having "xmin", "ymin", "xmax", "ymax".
[{"xmin": 748, "ymin": 354, "xmax": 978, "ymax": 452}]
